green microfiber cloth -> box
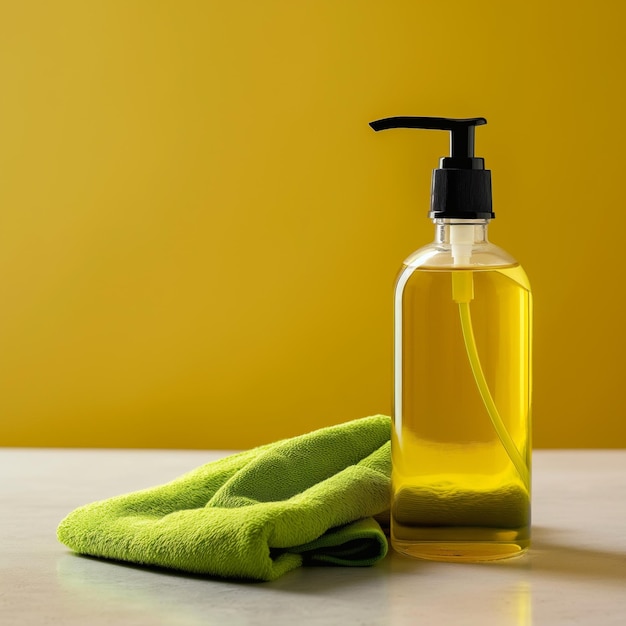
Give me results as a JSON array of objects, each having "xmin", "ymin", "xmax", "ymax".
[{"xmin": 57, "ymin": 415, "xmax": 391, "ymax": 581}]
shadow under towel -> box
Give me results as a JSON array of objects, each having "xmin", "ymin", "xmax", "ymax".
[{"xmin": 57, "ymin": 415, "xmax": 391, "ymax": 581}]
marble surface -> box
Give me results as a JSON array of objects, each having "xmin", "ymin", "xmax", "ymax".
[{"xmin": 1, "ymin": 448, "xmax": 625, "ymax": 625}]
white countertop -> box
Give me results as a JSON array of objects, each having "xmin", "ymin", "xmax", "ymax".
[{"xmin": 1, "ymin": 448, "xmax": 625, "ymax": 625}]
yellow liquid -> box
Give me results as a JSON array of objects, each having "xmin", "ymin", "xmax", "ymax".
[{"xmin": 392, "ymin": 264, "xmax": 532, "ymax": 561}]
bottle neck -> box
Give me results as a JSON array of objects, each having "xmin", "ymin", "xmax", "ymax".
[
  {"xmin": 434, "ymin": 219, "xmax": 490, "ymax": 266},
  {"xmin": 434, "ymin": 219, "xmax": 490, "ymax": 244}
]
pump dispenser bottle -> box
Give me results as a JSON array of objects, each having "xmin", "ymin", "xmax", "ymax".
[{"xmin": 371, "ymin": 117, "xmax": 532, "ymax": 561}]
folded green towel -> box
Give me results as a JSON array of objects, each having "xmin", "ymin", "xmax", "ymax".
[{"xmin": 57, "ymin": 415, "xmax": 391, "ymax": 581}]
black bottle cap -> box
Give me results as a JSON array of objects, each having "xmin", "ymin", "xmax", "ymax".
[{"xmin": 369, "ymin": 116, "xmax": 495, "ymax": 220}]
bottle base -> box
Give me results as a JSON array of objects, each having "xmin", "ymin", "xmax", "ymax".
[
  {"xmin": 391, "ymin": 524, "xmax": 530, "ymax": 562},
  {"xmin": 392, "ymin": 540, "xmax": 528, "ymax": 562}
]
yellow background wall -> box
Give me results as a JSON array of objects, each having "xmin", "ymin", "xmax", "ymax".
[{"xmin": 1, "ymin": 1, "xmax": 624, "ymax": 448}]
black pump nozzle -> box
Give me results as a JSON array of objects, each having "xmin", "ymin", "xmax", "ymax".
[
  {"xmin": 370, "ymin": 116, "xmax": 486, "ymax": 160},
  {"xmin": 369, "ymin": 116, "xmax": 494, "ymax": 220}
]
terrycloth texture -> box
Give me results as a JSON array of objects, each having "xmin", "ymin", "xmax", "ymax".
[{"xmin": 57, "ymin": 415, "xmax": 391, "ymax": 581}]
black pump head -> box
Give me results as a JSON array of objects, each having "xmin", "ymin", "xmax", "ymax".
[{"xmin": 369, "ymin": 116, "xmax": 494, "ymax": 220}]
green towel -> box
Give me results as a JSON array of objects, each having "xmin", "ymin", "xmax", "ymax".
[{"xmin": 57, "ymin": 415, "xmax": 391, "ymax": 581}]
